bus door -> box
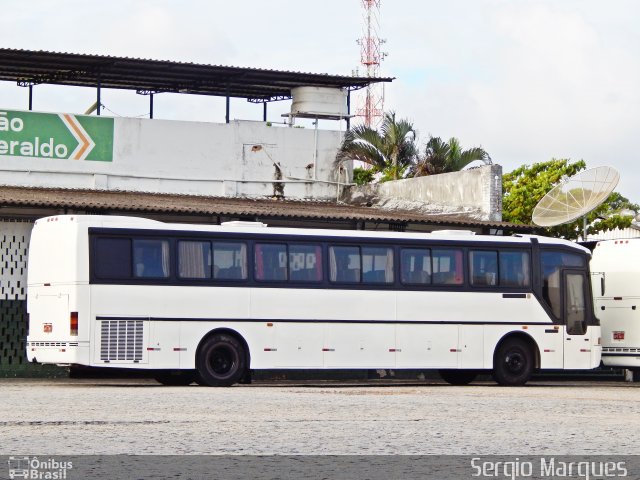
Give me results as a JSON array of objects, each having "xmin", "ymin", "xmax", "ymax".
[{"xmin": 562, "ymin": 269, "xmax": 592, "ymax": 369}]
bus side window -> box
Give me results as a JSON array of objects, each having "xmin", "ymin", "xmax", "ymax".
[
  {"xmin": 178, "ymin": 241, "xmax": 212, "ymax": 279},
  {"xmin": 289, "ymin": 244, "xmax": 323, "ymax": 282},
  {"xmin": 329, "ymin": 246, "xmax": 361, "ymax": 283},
  {"xmin": 499, "ymin": 251, "xmax": 530, "ymax": 287},
  {"xmin": 94, "ymin": 237, "xmax": 132, "ymax": 279},
  {"xmin": 133, "ymin": 239, "xmax": 170, "ymax": 278},
  {"xmin": 541, "ymin": 251, "xmax": 564, "ymax": 319},
  {"xmin": 469, "ymin": 250, "xmax": 498, "ymax": 286},
  {"xmin": 255, "ymin": 243, "xmax": 287, "ymax": 281},
  {"xmin": 432, "ymin": 249, "xmax": 463, "ymax": 285},
  {"xmin": 362, "ymin": 247, "xmax": 394, "ymax": 284},
  {"xmin": 214, "ymin": 242, "xmax": 247, "ymax": 280},
  {"xmin": 400, "ymin": 248, "xmax": 431, "ymax": 285}
]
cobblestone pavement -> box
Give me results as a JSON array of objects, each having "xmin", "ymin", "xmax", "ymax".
[{"xmin": 0, "ymin": 379, "xmax": 638, "ymax": 455}]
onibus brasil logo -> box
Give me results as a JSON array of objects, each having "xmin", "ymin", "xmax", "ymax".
[
  {"xmin": 8, "ymin": 456, "xmax": 73, "ymax": 479},
  {"xmin": 0, "ymin": 110, "xmax": 114, "ymax": 162}
]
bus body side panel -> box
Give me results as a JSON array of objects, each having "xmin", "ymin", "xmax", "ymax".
[
  {"xmin": 251, "ymin": 287, "xmax": 397, "ymax": 368},
  {"xmin": 396, "ymin": 323, "xmax": 460, "ymax": 368},
  {"xmin": 398, "ymin": 290, "xmax": 561, "ymax": 369},
  {"xmin": 90, "ymin": 284, "xmax": 251, "ymax": 368},
  {"xmin": 596, "ymin": 297, "xmax": 640, "ymax": 367},
  {"xmin": 591, "ymin": 240, "xmax": 640, "ymax": 368}
]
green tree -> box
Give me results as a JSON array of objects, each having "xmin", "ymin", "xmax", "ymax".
[
  {"xmin": 337, "ymin": 112, "xmax": 418, "ymax": 181},
  {"xmin": 503, "ymin": 159, "xmax": 638, "ymax": 239},
  {"xmin": 352, "ymin": 167, "xmax": 375, "ymax": 185},
  {"xmin": 410, "ymin": 136, "xmax": 490, "ymax": 176}
]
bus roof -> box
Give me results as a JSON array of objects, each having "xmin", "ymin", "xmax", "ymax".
[{"xmin": 35, "ymin": 214, "xmax": 589, "ymax": 252}]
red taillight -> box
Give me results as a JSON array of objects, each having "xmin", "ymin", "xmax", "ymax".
[{"xmin": 70, "ymin": 312, "xmax": 78, "ymax": 336}]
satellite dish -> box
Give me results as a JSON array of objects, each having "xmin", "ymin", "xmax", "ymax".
[{"xmin": 532, "ymin": 166, "xmax": 619, "ymax": 235}]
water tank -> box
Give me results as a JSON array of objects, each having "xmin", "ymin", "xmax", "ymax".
[{"xmin": 290, "ymin": 87, "xmax": 347, "ymax": 118}]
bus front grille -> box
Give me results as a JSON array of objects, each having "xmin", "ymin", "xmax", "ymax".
[{"xmin": 100, "ymin": 320, "xmax": 143, "ymax": 362}]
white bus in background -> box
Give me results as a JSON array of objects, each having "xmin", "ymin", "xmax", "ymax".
[
  {"xmin": 26, "ymin": 215, "xmax": 601, "ymax": 387},
  {"xmin": 591, "ymin": 239, "xmax": 640, "ymax": 373}
]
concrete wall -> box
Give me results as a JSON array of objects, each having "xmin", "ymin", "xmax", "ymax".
[
  {"xmin": 342, "ymin": 164, "xmax": 503, "ymax": 221},
  {"xmin": 0, "ymin": 109, "xmax": 348, "ymax": 200}
]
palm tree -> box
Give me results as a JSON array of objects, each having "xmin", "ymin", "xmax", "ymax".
[
  {"xmin": 410, "ymin": 136, "xmax": 490, "ymax": 177},
  {"xmin": 337, "ymin": 112, "xmax": 418, "ymax": 181}
]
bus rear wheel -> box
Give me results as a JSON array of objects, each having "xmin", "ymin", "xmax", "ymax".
[
  {"xmin": 439, "ymin": 369, "xmax": 477, "ymax": 385},
  {"xmin": 154, "ymin": 370, "xmax": 196, "ymax": 386},
  {"xmin": 492, "ymin": 337, "xmax": 533, "ymax": 386},
  {"xmin": 196, "ymin": 333, "xmax": 246, "ymax": 387}
]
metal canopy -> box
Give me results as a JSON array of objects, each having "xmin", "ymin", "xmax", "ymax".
[{"xmin": 0, "ymin": 48, "xmax": 393, "ymax": 103}]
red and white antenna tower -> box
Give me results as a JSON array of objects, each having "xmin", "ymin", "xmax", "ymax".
[{"xmin": 355, "ymin": 0, "xmax": 386, "ymax": 129}]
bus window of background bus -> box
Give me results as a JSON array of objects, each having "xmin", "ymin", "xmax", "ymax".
[
  {"xmin": 255, "ymin": 243, "xmax": 287, "ymax": 281},
  {"xmin": 432, "ymin": 249, "xmax": 463, "ymax": 285},
  {"xmin": 214, "ymin": 242, "xmax": 247, "ymax": 280},
  {"xmin": 400, "ymin": 248, "xmax": 432, "ymax": 285},
  {"xmin": 94, "ymin": 237, "xmax": 132, "ymax": 279},
  {"xmin": 133, "ymin": 239, "xmax": 170, "ymax": 278},
  {"xmin": 362, "ymin": 247, "xmax": 394, "ymax": 284},
  {"xmin": 329, "ymin": 246, "xmax": 361, "ymax": 283},
  {"xmin": 178, "ymin": 241, "xmax": 212, "ymax": 279},
  {"xmin": 289, "ymin": 244, "xmax": 322, "ymax": 282}
]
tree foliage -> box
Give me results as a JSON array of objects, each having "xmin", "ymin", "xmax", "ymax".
[
  {"xmin": 337, "ymin": 112, "xmax": 418, "ymax": 181},
  {"xmin": 503, "ymin": 159, "xmax": 638, "ymax": 239},
  {"xmin": 352, "ymin": 166, "xmax": 375, "ymax": 186},
  {"xmin": 409, "ymin": 136, "xmax": 490, "ymax": 176},
  {"xmin": 338, "ymin": 111, "xmax": 491, "ymax": 183}
]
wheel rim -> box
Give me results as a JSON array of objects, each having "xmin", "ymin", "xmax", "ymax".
[
  {"xmin": 504, "ymin": 349, "xmax": 525, "ymax": 374},
  {"xmin": 209, "ymin": 345, "xmax": 237, "ymax": 377}
]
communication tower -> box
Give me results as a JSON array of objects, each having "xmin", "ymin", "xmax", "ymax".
[{"xmin": 355, "ymin": 0, "xmax": 386, "ymax": 129}]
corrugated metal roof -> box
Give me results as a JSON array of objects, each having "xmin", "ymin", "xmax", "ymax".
[
  {"xmin": 0, "ymin": 49, "xmax": 393, "ymax": 102},
  {"xmin": 0, "ymin": 185, "xmax": 532, "ymax": 231}
]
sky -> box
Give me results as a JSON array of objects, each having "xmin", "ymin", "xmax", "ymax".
[{"xmin": 1, "ymin": 0, "xmax": 639, "ymax": 200}]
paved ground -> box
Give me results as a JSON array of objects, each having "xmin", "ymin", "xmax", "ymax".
[{"xmin": 0, "ymin": 379, "xmax": 638, "ymax": 455}]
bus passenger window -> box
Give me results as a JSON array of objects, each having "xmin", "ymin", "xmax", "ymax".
[
  {"xmin": 255, "ymin": 244, "xmax": 287, "ymax": 281},
  {"xmin": 178, "ymin": 241, "xmax": 212, "ymax": 279},
  {"xmin": 133, "ymin": 239, "xmax": 170, "ymax": 278},
  {"xmin": 499, "ymin": 251, "xmax": 530, "ymax": 287},
  {"xmin": 400, "ymin": 248, "xmax": 431, "ymax": 285},
  {"xmin": 362, "ymin": 247, "xmax": 394, "ymax": 284},
  {"xmin": 329, "ymin": 246, "xmax": 361, "ymax": 283},
  {"xmin": 289, "ymin": 245, "xmax": 322, "ymax": 282},
  {"xmin": 470, "ymin": 251, "xmax": 498, "ymax": 286},
  {"xmin": 214, "ymin": 242, "xmax": 247, "ymax": 280},
  {"xmin": 432, "ymin": 249, "xmax": 463, "ymax": 285},
  {"xmin": 94, "ymin": 237, "xmax": 132, "ymax": 279}
]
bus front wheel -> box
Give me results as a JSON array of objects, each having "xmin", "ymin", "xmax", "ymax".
[
  {"xmin": 492, "ymin": 338, "xmax": 533, "ymax": 386},
  {"xmin": 196, "ymin": 333, "xmax": 247, "ymax": 387}
]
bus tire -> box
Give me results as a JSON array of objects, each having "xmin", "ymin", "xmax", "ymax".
[
  {"xmin": 492, "ymin": 337, "xmax": 533, "ymax": 386},
  {"xmin": 196, "ymin": 333, "xmax": 246, "ymax": 387},
  {"xmin": 154, "ymin": 370, "xmax": 196, "ymax": 386},
  {"xmin": 439, "ymin": 369, "xmax": 477, "ymax": 385}
]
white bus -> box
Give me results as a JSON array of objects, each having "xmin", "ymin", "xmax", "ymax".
[
  {"xmin": 26, "ymin": 215, "xmax": 601, "ymax": 386},
  {"xmin": 591, "ymin": 239, "xmax": 640, "ymax": 372}
]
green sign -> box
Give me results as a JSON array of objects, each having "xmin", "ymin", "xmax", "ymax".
[{"xmin": 0, "ymin": 110, "xmax": 114, "ymax": 162}]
